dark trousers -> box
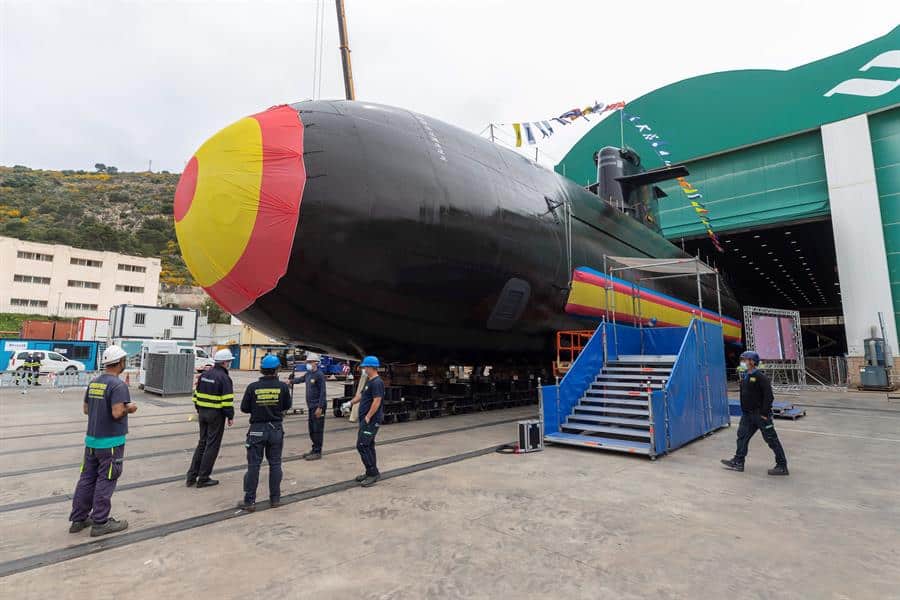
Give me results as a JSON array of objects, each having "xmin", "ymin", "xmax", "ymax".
[
  {"xmin": 243, "ymin": 422, "xmax": 284, "ymax": 503},
  {"xmin": 734, "ymin": 413, "xmax": 787, "ymax": 466},
  {"xmin": 308, "ymin": 410, "xmax": 325, "ymax": 453},
  {"xmin": 70, "ymin": 445, "xmax": 125, "ymax": 524},
  {"xmin": 30, "ymin": 367, "xmax": 40, "ymax": 385},
  {"xmin": 356, "ymin": 419, "xmax": 380, "ymax": 476},
  {"xmin": 187, "ymin": 408, "xmax": 226, "ymax": 481}
]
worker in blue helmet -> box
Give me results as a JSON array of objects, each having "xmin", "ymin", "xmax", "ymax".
[
  {"xmin": 301, "ymin": 352, "xmax": 327, "ymax": 461},
  {"xmin": 721, "ymin": 350, "xmax": 789, "ymax": 476},
  {"xmin": 236, "ymin": 354, "xmax": 292, "ymax": 511},
  {"xmin": 349, "ymin": 356, "xmax": 384, "ymax": 487}
]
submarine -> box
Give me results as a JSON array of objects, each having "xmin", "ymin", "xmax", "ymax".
[{"xmin": 174, "ymin": 100, "xmax": 741, "ymax": 364}]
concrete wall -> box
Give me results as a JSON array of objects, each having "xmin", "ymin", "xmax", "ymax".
[
  {"xmin": 822, "ymin": 115, "xmax": 899, "ymax": 373},
  {"xmin": 0, "ymin": 236, "xmax": 161, "ymax": 319}
]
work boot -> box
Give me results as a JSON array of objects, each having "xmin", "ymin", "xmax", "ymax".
[
  {"xmin": 185, "ymin": 477, "xmax": 197, "ymax": 487},
  {"xmin": 236, "ymin": 500, "xmax": 256, "ymax": 512},
  {"xmin": 360, "ymin": 474, "xmax": 380, "ymax": 488},
  {"xmin": 68, "ymin": 518, "xmax": 93, "ymax": 533},
  {"xmin": 354, "ymin": 473, "xmax": 368, "ymax": 482},
  {"xmin": 90, "ymin": 517, "xmax": 128, "ymax": 537},
  {"xmin": 300, "ymin": 451, "xmax": 313, "ymax": 459},
  {"xmin": 304, "ymin": 453, "xmax": 322, "ymax": 461},
  {"xmin": 720, "ymin": 459, "xmax": 744, "ymax": 472},
  {"xmin": 196, "ymin": 479, "xmax": 219, "ymax": 488},
  {"xmin": 768, "ymin": 465, "xmax": 790, "ymax": 476},
  {"xmin": 270, "ymin": 497, "xmax": 282, "ymax": 509}
]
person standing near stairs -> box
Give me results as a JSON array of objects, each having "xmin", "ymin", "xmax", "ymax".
[
  {"xmin": 186, "ymin": 349, "xmax": 235, "ymax": 488},
  {"xmin": 721, "ymin": 351, "xmax": 789, "ymax": 476}
]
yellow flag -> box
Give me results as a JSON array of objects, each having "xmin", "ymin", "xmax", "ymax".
[{"xmin": 513, "ymin": 123, "xmax": 523, "ymax": 147}]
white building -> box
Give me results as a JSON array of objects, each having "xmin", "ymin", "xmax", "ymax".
[
  {"xmin": 109, "ymin": 304, "xmax": 197, "ymax": 342},
  {"xmin": 0, "ymin": 236, "xmax": 161, "ymax": 319}
]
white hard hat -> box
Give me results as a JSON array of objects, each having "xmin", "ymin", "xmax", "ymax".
[
  {"xmin": 306, "ymin": 352, "xmax": 321, "ymax": 362},
  {"xmin": 214, "ymin": 349, "xmax": 234, "ymax": 362},
  {"xmin": 101, "ymin": 345, "xmax": 128, "ymax": 366}
]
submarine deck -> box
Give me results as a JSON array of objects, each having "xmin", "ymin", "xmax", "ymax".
[{"xmin": 0, "ymin": 373, "xmax": 897, "ymax": 598}]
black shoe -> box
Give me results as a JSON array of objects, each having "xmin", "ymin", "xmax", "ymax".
[
  {"xmin": 270, "ymin": 497, "xmax": 282, "ymax": 509},
  {"xmin": 300, "ymin": 452, "xmax": 312, "ymax": 459},
  {"xmin": 236, "ymin": 500, "xmax": 256, "ymax": 512},
  {"xmin": 304, "ymin": 453, "xmax": 322, "ymax": 461},
  {"xmin": 90, "ymin": 517, "xmax": 128, "ymax": 537},
  {"xmin": 185, "ymin": 478, "xmax": 197, "ymax": 487},
  {"xmin": 360, "ymin": 474, "xmax": 380, "ymax": 488},
  {"xmin": 196, "ymin": 479, "xmax": 219, "ymax": 488},
  {"xmin": 720, "ymin": 459, "xmax": 744, "ymax": 472},
  {"xmin": 768, "ymin": 465, "xmax": 789, "ymax": 476},
  {"xmin": 69, "ymin": 518, "xmax": 93, "ymax": 533},
  {"xmin": 354, "ymin": 473, "xmax": 368, "ymax": 482}
]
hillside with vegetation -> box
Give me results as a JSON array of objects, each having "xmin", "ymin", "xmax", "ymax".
[{"xmin": 0, "ymin": 165, "xmax": 191, "ymax": 285}]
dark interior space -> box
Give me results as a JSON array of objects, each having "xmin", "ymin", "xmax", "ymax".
[{"xmin": 679, "ymin": 218, "xmax": 846, "ymax": 356}]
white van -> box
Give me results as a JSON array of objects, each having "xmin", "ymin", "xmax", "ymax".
[{"xmin": 181, "ymin": 346, "xmax": 214, "ymax": 372}]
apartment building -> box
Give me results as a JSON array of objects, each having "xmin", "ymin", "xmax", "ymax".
[{"xmin": 0, "ymin": 236, "xmax": 161, "ymax": 319}]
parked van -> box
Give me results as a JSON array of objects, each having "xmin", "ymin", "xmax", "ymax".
[
  {"xmin": 9, "ymin": 350, "xmax": 86, "ymax": 374},
  {"xmin": 181, "ymin": 346, "xmax": 214, "ymax": 372}
]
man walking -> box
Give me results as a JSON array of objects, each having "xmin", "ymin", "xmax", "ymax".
[
  {"xmin": 349, "ymin": 356, "xmax": 384, "ymax": 487},
  {"xmin": 186, "ymin": 349, "xmax": 235, "ymax": 488},
  {"xmin": 28, "ymin": 351, "xmax": 41, "ymax": 386},
  {"xmin": 722, "ymin": 351, "xmax": 789, "ymax": 475},
  {"xmin": 237, "ymin": 355, "xmax": 292, "ymax": 511},
  {"xmin": 69, "ymin": 345, "xmax": 137, "ymax": 536},
  {"xmin": 302, "ymin": 352, "xmax": 327, "ymax": 460}
]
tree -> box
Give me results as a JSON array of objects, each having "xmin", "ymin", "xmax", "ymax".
[
  {"xmin": 106, "ymin": 166, "xmax": 118, "ymax": 174},
  {"xmin": 95, "ymin": 163, "xmax": 106, "ymax": 173},
  {"xmin": 201, "ymin": 297, "xmax": 230, "ymax": 324}
]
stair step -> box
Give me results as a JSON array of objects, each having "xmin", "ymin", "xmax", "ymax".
[
  {"xmin": 586, "ymin": 389, "xmax": 653, "ymax": 398},
  {"xmin": 581, "ymin": 397, "xmax": 649, "ymax": 407},
  {"xmin": 603, "ymin": 366, "xmax": 672, "ymax": 374},
  {"xmin": 574, "ymin": 405, "xmax": 649, "ymax": 416},
  {"xmin": 560, "ymin": 423, "xmax": 652, "ymax": 439},
  {"xmin": 567, "ymin": 415, "xmax": 651, "ymax": 428},
  {"xmin": 614, "ymin": 355, "xmax": 677, "ymax": 364},
  {"xmin": 544, "ymin": 432, "xmax": 651, "ymax": 455},
  {"xmin": 590, "ymin": 381, "xmax": 664, "ymax": 390},
  {"xmin": 596, "ymin": 373, "xmax": 669, "ymax": 382}
]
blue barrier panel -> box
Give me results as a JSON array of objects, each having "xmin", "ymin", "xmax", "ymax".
[
  {"xmin": 650, "ymin": 390, "xmax": 667, "ymax": 456},
  {"xmin": 642, "ymin": 326, "xmax": 689, "ymax": 356},
  {"xmin": 660, "ymin": 319, "xmax": 729, "ymax": 452},
  {"xmin": 545, "ymin": 322, "xmax": 609, "ymax": 432},
  {"xmin": 541, "ymin": 385, "xmax": 561, "ymax": 435}
]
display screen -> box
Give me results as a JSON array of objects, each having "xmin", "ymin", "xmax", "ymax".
[{"xmin": 751, "ymin": 315, "xmax": 799, "ymax": 360}]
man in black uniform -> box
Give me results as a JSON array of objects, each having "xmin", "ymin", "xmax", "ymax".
[
  {"xmin": 237, "ymin": 355, "xmax": 292, "ymax": 511},
  {"xmin": 29, "ymin": 352, "xmax": 41, "ymax": 386},
  {"xmin": 186, "ymin": 349, "xmax": 235, "ymax": 488},
  {"xmin": 722, "ymin": 351, "xmax": 789, "ymax": 475},
  {"xmin": 350, "ymin": 356, "xmax": 384, "ymax": 487},
  {"xmin": 302, "ymin": 352, "xmax": 327, "ymax": 461}
]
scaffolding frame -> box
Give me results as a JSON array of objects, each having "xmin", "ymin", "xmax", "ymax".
[{"xmin": 742, "ymin": 305, "xmax": 812, "ymax": 390}]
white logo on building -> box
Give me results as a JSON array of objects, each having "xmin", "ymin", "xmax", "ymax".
[{"xmin": 824, "ymin": 50, "xmax": 900, "ymax": 98}]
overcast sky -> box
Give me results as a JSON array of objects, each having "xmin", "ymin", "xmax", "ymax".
[{"xmin": 1, "ymin": 0, "xmax": 897, "ymax": 172}]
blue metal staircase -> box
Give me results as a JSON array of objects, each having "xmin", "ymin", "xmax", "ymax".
[{"xmin": 542, "ymin": 321, "xmax": 730, "ymax": 458}]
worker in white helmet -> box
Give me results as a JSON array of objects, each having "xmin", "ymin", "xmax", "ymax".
[
  {"xmin": 68, "ymin": 345, "xmax": 137, "ymax": 537},
  {"xmin": 186, "ymin": 348, "xmax": 235, "ymax": 488},
  {"xmin": 301, "ymin": 352, "xmax": 327, "ymax": 460}
]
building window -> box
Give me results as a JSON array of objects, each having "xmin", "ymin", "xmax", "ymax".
[
  {"xmin": 13, "ymin": 274, "xmax": 51, "ymax": 285},
  {"xmin": 70, "ymin": 257, "xmax": 103, "ymax": 268},
  {"xmin": 134, "ymin": 312, "xmax": 146, "ymax": 326},
  {"xmin": 68, "ymin": 279, "xmax": 101, "ymax": 289},
  {"xmin": 65, "ymin": 302, "xmax": 99, "ymax": 311},
  {"xmin": 10, "ymin": 298, "xmax": 49, "ymax": 308},
  {"xmin": 118, "ymin": 263, "xmax": 147, "ymax": 273},
  {"xmin": 173, "ymin": 315, "xmax": 184, "ymax": 327},
  {"xmin": 115, "ymin": 284, "xmax": 145, "ymax": 293},
  {"xmin": 17, "ymin": 250, "xmax": 53, "ymax": 262}
]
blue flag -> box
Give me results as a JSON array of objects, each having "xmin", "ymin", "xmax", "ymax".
[{"xmin": 523, "ymin": 122, "xmax": 536, "ymax": 144}]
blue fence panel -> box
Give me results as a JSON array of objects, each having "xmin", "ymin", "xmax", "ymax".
[
  {"xmin": 649, "ymin": 390, "xmax": 667, "ymax": 455},
  {"xmin": 642, "ymin": 326, "xmax": 690, "ymax": 356},
  {"xmin": 543, "ymin": 322, "xmax": 609, "ymax": 433},
  {"xmin": 701, "ymin": 321, "xmax": 730, "ymax": 430},
  {"xmin": 541, "ymin": 385, "xmax": 561, "ymax": 435}
]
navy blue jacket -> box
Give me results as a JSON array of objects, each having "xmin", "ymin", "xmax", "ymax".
[
  {"xmin": 193, "ymin": 365, "xmax": 235, "ymax": 419},
  {"xmin": 305, "ymin": 368, "xmax": 327, "ymax": 410},
  {"xmin": 241, "ymin": 376, "xmax": 292, "ymax": 423}
]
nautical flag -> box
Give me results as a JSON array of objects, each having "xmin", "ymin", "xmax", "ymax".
[
  {"xmin": 513, "ymin": 123, "xmax": 523, "ymax": 147},
  {"xmin": 552, "ymin": 117, "xmax": 569, "ymax": 126},
  {"xmin": 523, "ymin": 122, "xmax": 536, "ymax": 144},
  {"xmin": 542, "ymin": 120, "xmax": 554, "ymax": 135},
  {"xmin": 606, "ymin": 101, "xmax": 626, "ymax": 111},
  {"xmin": 534, "ymin": 122, "xmax": 550, "ymax": 138},
  {"xmin": 559, "ymin": 108, "xmax": 582, "ymax": 121}
]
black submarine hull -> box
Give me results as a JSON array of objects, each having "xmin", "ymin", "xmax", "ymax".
[{"xmin": 174, "ymin": 100, "xmax": 740, "ymax": 363}]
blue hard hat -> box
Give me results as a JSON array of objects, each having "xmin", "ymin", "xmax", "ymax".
[
  {"xmin": 740, "ymin": 350, "xmax": 760, "ymax": 363},
  {"xmin": 360, "ymin": 355, "xmax": 380, "ymax": 368},
  {"xmin": 261, "ymin": 355, "xmax": 281, "ymax": 370}
]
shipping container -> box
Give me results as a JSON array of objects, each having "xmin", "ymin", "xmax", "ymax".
[{"xmin": 20, "ymin": 320, "xmax": 79, "ymax": 340}]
